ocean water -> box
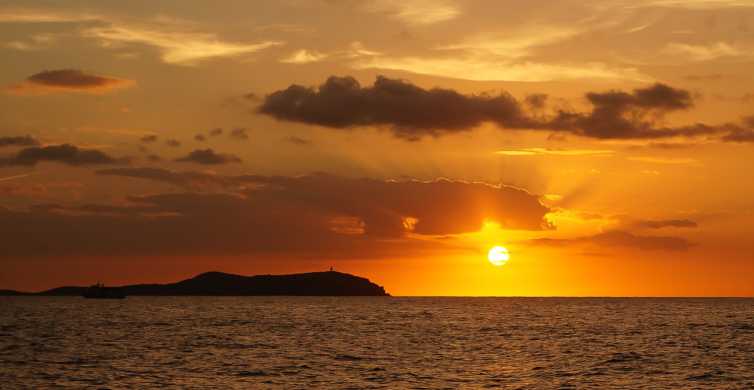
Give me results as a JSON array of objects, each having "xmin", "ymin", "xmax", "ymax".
[{"xmin": 1, "ymin": 297, "xmax": 753, "ymax": 389}]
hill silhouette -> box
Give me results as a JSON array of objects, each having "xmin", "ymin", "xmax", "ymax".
[{"xmin": 0, "ymin": 271, "xmax": 389, "ymax": 296}]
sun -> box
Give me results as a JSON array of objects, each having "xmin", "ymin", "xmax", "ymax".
[{"xmin": 487, "ymin": 246, "xmax": 510, "ymax": 266}]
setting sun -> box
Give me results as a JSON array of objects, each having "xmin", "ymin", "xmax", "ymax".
[{"xmin": 487, "ymin": 246, "xmax": 510, "ymax": 267}]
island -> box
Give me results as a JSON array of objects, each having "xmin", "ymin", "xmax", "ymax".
[{"xmin": 0, "ymin": 271, "xmax": 390, "ymax": 297}]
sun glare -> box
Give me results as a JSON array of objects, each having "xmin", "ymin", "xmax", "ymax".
[{"xmin": 487, "ymin": 246, "xmax": 510, "ymax": 266}]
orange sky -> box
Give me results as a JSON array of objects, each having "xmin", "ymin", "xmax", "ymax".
[{"xmin": 1, "ymin": 0, "xmax": 753, "ymax": 296}]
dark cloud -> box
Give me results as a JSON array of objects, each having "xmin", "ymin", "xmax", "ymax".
[
  {"xmin": 97, "ymin": 168, "xmax": 232, "ymax": 189},
  {"xmin": 525, "ymin": 94, "xmax": 548, "ymax": 110},
  {"xmin": 28, "ymin": 69, "xmax": 122, "ymax": 88},
  {"xmin": 165, "ymin": 139, "xmax": 181, "ymax": 147},
  {"xmin": 209, "ymin": 128, "xmax": 223, "ymax": 136},
  {"xmin": 0, "ymin": 144, "xmax": 127, "ymax": 167},
  {"xmin": 547, "ymin": 83, "xmax": 700, "ymax": 139},
  {"xmin": 634, "ymin": 219, "xmax": 698, "ymax": 229},
  {"xmin": 97, "ymin": 170, "xmax": 551, "ymax": 234},
  {"xmin": 259, "ymin": 75, "xmax": 531, "ymax": 140},
  {"xmin": 146, "ymin": 154, "xmax": 162, "ymax": 162},
  {"xmin": 175, "ymin": 149, "xmax": 242, "ymax": 165},
  {"xmin": 642, "ymin": 142, "xmax": 696, "ymax": 150},
  {"xmin": 8, "ymin": 69, "xmax": 133, "ymax": 94},
  {"xmin": 194, "ymin": 134, "xmax": 207, "ymax": 142},
  {"xmin": 722, "ymin": 130, "xmax": 754, "ymax": 142},
  {"xmin": 0, "ymin": 135, "xmax": 39, "ymax": 147},
  {"xmin": 259, "ymin": 75, "xmax": 748, "ymax": 142},
  {"xmin": 721, "ymin": 117, "xmax": 754, "ymax": 142},
  {"xmin": 529, "ymin": 230, "xmax": 691, "ymax": 251},
  {"xmin": 140, "ymin": 135, "xmax": 158, "ymax": 143},
  {"xmin": 3, "ymin": 171, "xmax": 550, "ymax": 258},
  {"xmin": 230, "ymin": 128, "xmax": 249, "ymax": 140},
  {"xmin": 285, "ymin": 136, "xmax": 312, "ymax": 146}
]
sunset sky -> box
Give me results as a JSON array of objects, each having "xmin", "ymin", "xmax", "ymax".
[{"xmin": 1, "ymin": 0, "xmax": 753, "ymax": 296}]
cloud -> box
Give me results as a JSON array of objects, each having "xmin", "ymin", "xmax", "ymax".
[
  {"xmin": 7, "ymin": 69, "xmax": 133, "ymax": 95},
  {"xmin": 140, "ymin": 135, "xmax": 158, "ymax": 143},
  {"xmin": 685, "ymin": 74, "xmax": 726, "ymax": 82},
  {"xmin": 352, "ymin": 57, "xmax": 648, "ymax": 82},
  {"xmin": 96, "ymin": 170, "xmax": 551, "ymax": 234},
  {"xmin": 365, "ymin": 0, "xmax": 460, "ymax": 26},
  {"xmin": 209, "ymin": 128, "xmax": 223, "ymax": 136},
  {"xmin": 229, "ymin": 128, "xmax": 249, "ymax": 140},
  {"xmin": 664, "ymin": 42, "xmax": 742, "ymax": 61},
  {"xmin": 634, "ymin": 219, "xmax": 698, "ymax": 229},
  {"xmin": 0, "ymin": 136, "xmax": 39, "ymax": 147},
  {"xmin": 259, "ymin": 75, "xmax": 531, "ymax": 140},
  {"xmin": 82, "ymin": 24, "xmax": 282, "ymax": 65},
  {"xmin": 96, "ymin": 167, "xmax": 232, "ymax": 190},
  {"xmin": 194, "ymin": 134, "xmax": 207, "ymax": 142},
  {"xmin": 346, "ymin": 24, "xmax": 646, "ymax": 82},
  {"xmin": 627, "ymin": 156, "xmax": 700, "ymax": 165},
  {"xmin": 285, "ymin": 136, "xmax": 312, "ymax": 146},
  {"xmin": 276, "ymin": 42, "xmax": 381, "ymax": 67},
  {"xmin": 722, "ymin": 120, "xmax": 754, "ymax": 142},
  {"xmin": 280, "ymin": 49, "xmax": 328, "ymax": 64},
  {"xmin": 0, "ymin": 173, "xmax": 36, "ymax": 182},
  {"xmin": 0, "ymin": 9, "xmax": 99, "ymax": 23},
  {"xmin": 0, "ymin": 144, "xmax": 127, "ymax": 167},
  {"xmin": 496, "ymin": 148, "xmax": 614, "ymax": 157},
  {"xmin": 260, "ymin": 75, "xmax": 747, "ymax": 141},
  {"xmin": 2, "ymin": 171, "xmax": 550, "ymax": 258},
  {"xmin": 637, "ymin": 0, "xmax": 754, "ymax": 9},
  {"xmin": 175, "ymin": 149, "xmax": 242, "ymax": 165},
  {"xmin": 549, "ymin": 83, "xmax": 696, "ymax": 139},
  {"xmin": 4, "ymin": 33, "xmax": 59, "ymax": 51},
  {"xmin": 165, "ymin": 139, "xmax": 181, "ymax": 147},
  {"xmin": 529, "ymin": 230, "xmax": 691, "ymax": 251},
  {"xmin": 0, "ymin": 9, "xmax": 282, "ymax": 65}
]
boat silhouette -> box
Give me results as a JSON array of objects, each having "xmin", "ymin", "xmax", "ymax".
[{"xmin": 82, "ymin": 283, "xmax": 126, "ymax": 299}]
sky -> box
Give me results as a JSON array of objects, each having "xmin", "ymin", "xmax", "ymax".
[{"xmin": 1, "ymin": 0, "xmax": 753, "ymax": 296}]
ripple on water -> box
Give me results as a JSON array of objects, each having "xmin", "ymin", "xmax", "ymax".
[{"xmin": 0, "ymin": 297, "xmax": 752, "ymax": 388}]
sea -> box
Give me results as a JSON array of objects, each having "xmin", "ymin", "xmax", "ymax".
[{"xmin": 1, "ymin": 297, "xmax": 752, "ymax": 389}]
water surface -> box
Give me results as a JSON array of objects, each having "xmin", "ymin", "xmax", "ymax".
[{"xmin": 1, "ymin": 297, "xmax": 752, "ymax": 388}]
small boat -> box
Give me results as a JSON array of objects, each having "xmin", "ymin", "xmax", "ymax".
[{"xmin": 82, "ymin": 283, "xmax": 126, "ymax": 299}]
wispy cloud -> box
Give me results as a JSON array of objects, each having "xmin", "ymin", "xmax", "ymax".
[
  {"xmin": 628, "ymin": 156, "xmax": 700, "ymax": 165},
  {"xmin": 0, "ymin": 9, "xmax": 99, "ymax": 23},
  {"xmin": 82, "ymin": 25, "xmax": 282, "ymax": 65},
  {"xmin": 4, "ymin": 33, "xmax": 60, "ymax": 51},
  {"xmin": 438, "ymin": 26, "xmax": 582, "ymax": 58},
  {"xmin": 280, "ymin": 49, "xmax": 328, "ymax": 64},
  {"xmin": 496, "ymin": 148, "xmax": 615, "ymax": 157},
  {"xmin": 636, "ymin": 0, "xmax": 754, "ymax": 9},
  {"xmin": 664, "ymin": 42, "xmax": 742, "ymax": 61},
  {"xmin": 365, "ymin": 0, "xmax": 460, "ymax": 26},
  {"xmin": 0, "ymin": 8, "xmax": 282, "ymax": 65},
  {"xmin": 279, "ymin": 42, "xmax": 380, "ymax": 65},
  {"xmin": 353, "ymin": 56, "xmax": 649, "ymax": 82},
  {"xmin": 0, "ymin": 173, "xmax": 36, "ymax": 182}
]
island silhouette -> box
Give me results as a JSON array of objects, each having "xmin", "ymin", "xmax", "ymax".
[{"xmin": 0, "ymin": 271, "xmax": 389, "ymax": 297}]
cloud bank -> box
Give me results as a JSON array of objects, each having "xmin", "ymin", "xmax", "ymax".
[
  {"xmin": 0, "ymin": 144, "xmax": 127, "ymax": 167},
  {"xmin": 1, "ymin": 171, "xmax": 551, "ymax": 258},
  {"xmin": 175, "ymin": 149, "xmax": 242, "ymax": 165},
  {"xmin": 8, "ymin": 69, "xmax": 133, "ymax": 95},
  {"xmin": 0, "ymin": 136, "xmax": 39, "ymax": 147},
  {"xmin": 259, "ymin": 75, "xmax": 754, "ymax": 142}
]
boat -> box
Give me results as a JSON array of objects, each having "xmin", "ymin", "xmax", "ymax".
[{"xmin": 82, "ymin": 283, "xmax": 126, "ymax": 299}]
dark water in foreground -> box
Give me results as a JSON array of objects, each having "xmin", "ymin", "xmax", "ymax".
[{"xmin": 1, "ymin": 297, "xmax": 753, "ymax": 389}]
